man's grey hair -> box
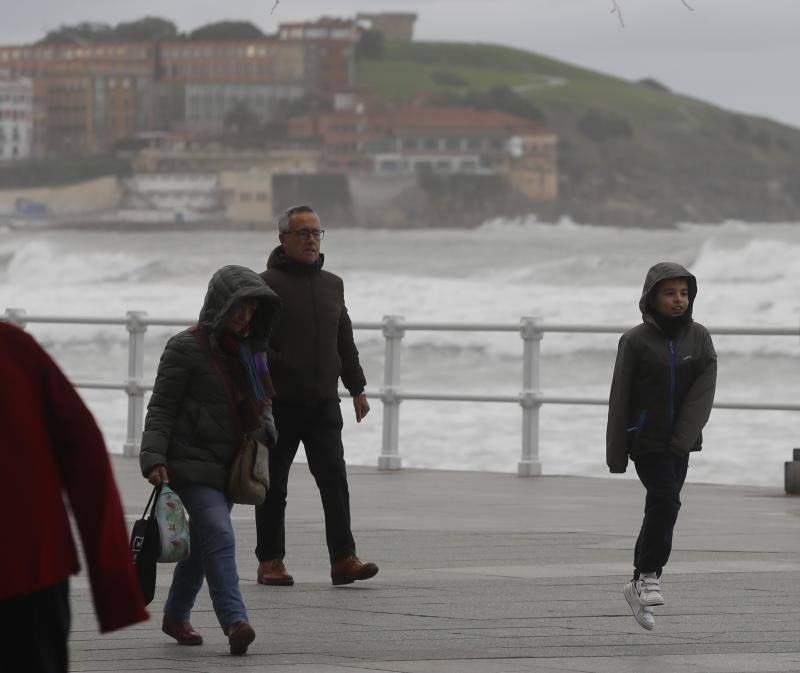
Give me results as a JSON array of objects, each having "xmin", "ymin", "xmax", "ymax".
[{"xmin": 277, "ymin": 204, "xmax": 316, "ymax": 234}]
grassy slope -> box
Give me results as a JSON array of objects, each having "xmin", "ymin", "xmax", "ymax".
[{"xmin": 357, "ymin": 42, "xmax": 800, "ymax": 225}]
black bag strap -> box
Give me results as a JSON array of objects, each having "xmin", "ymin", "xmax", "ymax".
[
  {"xmin": 141, "ymin": 483, "xmax": 162, "ymax": 519},
  {"xmin": 189, "ymin": 325, "xmax": 246, "ymax": 442}
]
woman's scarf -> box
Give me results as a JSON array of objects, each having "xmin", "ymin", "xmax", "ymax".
[{"xmin": 238, "ymin": 343, "xmax": 268, "ymax": 402}]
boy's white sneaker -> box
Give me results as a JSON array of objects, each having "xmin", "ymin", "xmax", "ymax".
[
  {"xmin": 624, "ymin": 580, "xmax": 655, "ymax": 631},
  {"xmin": 638, "ymin": 572, "xmax": 665, "ymax": 607}
]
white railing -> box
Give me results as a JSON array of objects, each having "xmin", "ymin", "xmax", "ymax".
[{"xmin": 4, "ymin": 307, "xmax": 800, "ymax": 476}]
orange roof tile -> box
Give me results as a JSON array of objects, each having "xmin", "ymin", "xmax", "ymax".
[{"xmin": 384, "ymin": 106, "xmax": 549, "ymax": 135}]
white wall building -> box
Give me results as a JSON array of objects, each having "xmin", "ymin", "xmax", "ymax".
[
  {"xmin": 0, "ymin": 74, "xmax": 33, "ymax": 160},
  {"xmin": 121, "ymin": 174, "xmax": 221, "ymax": 214}
]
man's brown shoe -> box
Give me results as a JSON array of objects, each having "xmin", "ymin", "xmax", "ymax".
[
  {"xmin": 162, "ymin": 616, "xmax": 203, "ymax": 645},
  {"xmin": 257, "ymin": 559, "xmax": 294, "ymax": 586},
  {"xmin": 226, "ymin": 621, "xmax": 256, "ymax": 655},
  {"xmin": 330, "ymin": 555, "xmax": 379, "ymax": 586}
]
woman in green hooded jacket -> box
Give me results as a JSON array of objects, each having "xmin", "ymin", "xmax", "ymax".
[{"xmin": 140, "ymin": 265, "xmax": 280, "ymax": 655}]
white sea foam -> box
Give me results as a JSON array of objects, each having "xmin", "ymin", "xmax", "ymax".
[{"xmin": 2, "ymin": 220, "xmax": 798, "ymax": 487}]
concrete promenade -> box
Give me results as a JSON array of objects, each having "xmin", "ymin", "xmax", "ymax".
[{"xmin": 69, "ymin": 456, "xmax": 800, "ymax": 673}]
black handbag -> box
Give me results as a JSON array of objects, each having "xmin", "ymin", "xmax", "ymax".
[{"xmin": 129, "ymin": 483, "xmax": 162, "ymax": 606}]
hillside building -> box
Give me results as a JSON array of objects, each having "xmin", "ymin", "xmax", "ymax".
[
  {"xmin": 287, "ymin": 104, "xmax": 559, "ymax": 200},
  {"xmin": 278, "ymin": 21, "xmax": 358, "ymax": 98},
  {"xmin": 356, "ymin": 13, "xmax": 417, "ymax": 41}
]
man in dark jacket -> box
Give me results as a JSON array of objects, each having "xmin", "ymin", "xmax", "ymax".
[
  {"xmin": 255, "ymin": 204, "xmax": 379, "ymax": 587},
  {"xmin": 607, "ymin": 261, "xmax": 716, "ymax": 631}
]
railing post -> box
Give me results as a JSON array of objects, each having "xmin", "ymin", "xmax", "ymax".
[
  {"xmin": 518, "ymin": 316, "xmax": 543, "ymax": 476},
  {"xmin": 378, "ymin": 314, "xmax": 404, "ymax": 470},
  {"xmin": 3, "ymin": 308, "xmax": 27, "ymax": 329},
  {"xmin": 123, "ymin": 310, "xmax": 148, "ymax": 457}
]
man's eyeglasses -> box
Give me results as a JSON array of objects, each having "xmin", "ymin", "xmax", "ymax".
[{"xmin": 288, "ymin": 228, "xmax": 325, "ymax": 240}]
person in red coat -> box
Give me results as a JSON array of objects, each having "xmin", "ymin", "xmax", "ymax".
[{"xmin": 0, "ymin": 321, "xmax": 148, "ymax": 673}]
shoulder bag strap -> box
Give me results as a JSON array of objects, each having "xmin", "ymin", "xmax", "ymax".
[
  {"xmin": 189, "ymin": 325, "xmax": 244, "ymax": 439},
  {"xmin": 141, "ymin": 483, "xmax": 162, "ymax": 519}
]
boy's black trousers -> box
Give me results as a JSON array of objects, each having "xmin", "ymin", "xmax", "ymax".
[
  {"xmin": 255, "ymin": 399, "xmax": 356, "ymax": 565},
  {"xmin": 632, "ymin": 451, "xmax": 690, "ymax": 579}
]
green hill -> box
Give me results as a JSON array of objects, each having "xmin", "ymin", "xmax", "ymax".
[{"xmin": 357, "ymin": 41, "xmax": 800, "ymax": 226}]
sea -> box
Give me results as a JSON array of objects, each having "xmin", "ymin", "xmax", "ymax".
[{"xmin": 2, "ymin": 217, "xmax": 798, "ymax": 487}]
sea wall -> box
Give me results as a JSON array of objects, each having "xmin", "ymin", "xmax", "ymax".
[{"xmin": 0, "ymin": 176, "xmax": 120, "ymax": 215}]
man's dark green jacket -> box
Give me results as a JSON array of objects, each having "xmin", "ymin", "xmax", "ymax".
[
  {"xmin": 260, "ymin": 246, "xmax": 366, "ymax": 403},
  {"xmin": 606, "ymin": 262, "xmax": 717, "ymax": 473}
]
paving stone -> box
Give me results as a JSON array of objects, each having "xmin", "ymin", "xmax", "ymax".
[{"xmin": 65, "ymin": 456, "xmax": 800, "ymax": 673}]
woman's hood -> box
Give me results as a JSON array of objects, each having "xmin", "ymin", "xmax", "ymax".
[{"xmin": 198, "ymin": 265, "xmax": 281, "ymax": 349}]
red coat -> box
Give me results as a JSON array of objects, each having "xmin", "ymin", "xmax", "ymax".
[{"xmin": 0, "ymin": 322, "xmax": 148, "ymax": 632}]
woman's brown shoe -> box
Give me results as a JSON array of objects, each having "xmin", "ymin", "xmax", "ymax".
[
  {"xmin": 162, "ymin": 616, "xmax": 203, "ymax": 645},
  {"xmin": 226, "ymin": 621, "xmax": 256, "ymax": 655}
]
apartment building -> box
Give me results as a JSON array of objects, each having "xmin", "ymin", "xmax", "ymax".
[
  {"xmin": 0, "ymin": 73, "xmax": 34, "ymax": 160},
  {"xmin": 156, "ymin": 39, "xmax": 306, "ymax": 131},
  {"xmin": 0, "ymin": 43, "xmax": 156, "ymax": 154},
  {"xmin": 0, "ymin": 18, "xmax": 357, "ymax": 155}
]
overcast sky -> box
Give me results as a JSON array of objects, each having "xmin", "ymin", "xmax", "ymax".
[{"xmin": 3, "ymin": 0, "xmax": 798, "ymax": 128}]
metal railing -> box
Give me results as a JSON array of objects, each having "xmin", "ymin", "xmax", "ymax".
[{"xmin": 4, "ymin": 307, "xmax": 799, "ymax": 476}]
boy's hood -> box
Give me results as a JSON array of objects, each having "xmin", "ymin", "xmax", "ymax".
[{"xmin": 638, "ymin": 262, "xmax": 697, "ymax": 318}]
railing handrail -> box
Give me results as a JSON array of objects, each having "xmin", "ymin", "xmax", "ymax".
[
  {"xmin": 6, "ymin": 311, "xmax": 799, "ymax": 337},
  {"xmin": 4, "ymin": 308, "xmax": 800, "ymax": 473},
  {"xmin": 64, "ymin": 379, "xmax": 800, "ymax": 412}
]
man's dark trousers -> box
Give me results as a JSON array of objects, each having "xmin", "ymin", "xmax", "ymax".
[
  {"xmin": 632, "ymin": 451, "xmax": 690, "ymax": 579},
  {"xmin": 255, "ymin": 399, "xmax": 356, "ymax": 564}
]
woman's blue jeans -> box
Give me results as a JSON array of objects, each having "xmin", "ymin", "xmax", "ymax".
[{"xmin": 163, "ymin": 484, "xmax": 248, "ymax": 630}]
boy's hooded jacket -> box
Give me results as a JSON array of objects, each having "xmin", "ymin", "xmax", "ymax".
[
  {"xmin": 606, "ymin": 262, "xmax": 717, "ymax": 473},
  {"xmin": 140, "ymin": 265, "xmax": 280, "ymax": 490}
]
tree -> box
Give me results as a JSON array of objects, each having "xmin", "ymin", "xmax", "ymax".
[
  {"xmin": 115, "ymin": 17, "xmax": 178, "ymax": 42},
  {"xmin": 38, "ymin": 17, "xmax": 177, "ymax": 44},
  {"xmin": 576, "ymin": 108, "xmax": 633, "ymax": 142},
  {"xmin": 39, "ymin": 22, "xmax": 116, "ymax": 45},
  {"xmin": 189, "ymin": 21, "xmax": 265, "ymax": 41},
  {"xmin": 433, "ymin": 86, "xmax": 547, "ymax": 125}
]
